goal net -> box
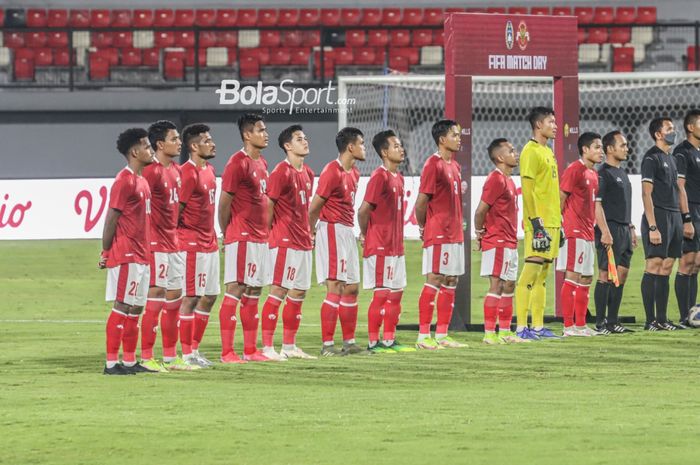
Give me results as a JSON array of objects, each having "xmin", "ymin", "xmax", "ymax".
[{"xmin": 338, "ymin": 72, "xmax": 700, "ymax": 176}]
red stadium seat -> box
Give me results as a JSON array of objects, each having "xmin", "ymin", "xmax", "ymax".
[
  {"xmin": 577, "ymin": 28, "xmax": 587, "ymax": 44},
  {"xmin": 391, "ymin": 47, "xmax": 420, "ymax": 65},
  {"xmin": 486, "ymin": 8, "xmax": 507, "ymax": 14},
  {"xmin": 593, "ymin": 7, "xmax": 614, "ymax": 24},
  {"xmin": 586, "ymin": 28, "xmax": 608, "ymax": 44},
  {"xmin": 216, "ymin": 31, "xmax": 238, "ymax": 48},
  {"xmin": 254, "ymin": 47, "xmax": 270, "ymax": 66},
  {"xmin": 353, "ymin": 47, "xmax": 376, "ymax": 65},
  {"xmin": 27, "ymin": 9, "xmax": 48, "ymax": 28},
  {"xmin": 121, "ymin": 48, "xmax": 142, "ymax": 66},
  {"xmin": 290, "ymin": 47, "xmax": 310, "ymax": 65},
  {"xmin": 382, "ymin": 8, "xmax": 402, "ymax": 26},
  {"xmin": 282, "ymin": 30, "xmax": 303, "ymax": 47},
  {"xmin": 97, "ymin": 48, "xmax": 119, "ymax": 66},
  {"xmin": 35, "ymin": 48, "xmax": 53, "ymax": 66},
  {"xmin": 26, "ymin": 32, "xmax": 47, "ymax": 48},
  {"xmin": 195, "ymin": 9, "xmax": 216, "ymax": 27},
  {"xmin": 237, "ymin": 9, "xmax": 257, "ymax": 27},
  {"xmin": 320, "ymin": 9, "xmax": 340, "ymax": 26},
  {"xmin": 367, "ymin": 30, "xmax": 389, "ymax": 47},
  {"xmin": 199, "ymin": 31, "xmax": 217, "ymax": 48},
  {"xmin": 185, "ymin": 48, "xmax": 206, "ymax": 67},
  {"xmin": 688, "ymin": 46, "xmax": 698, "ymax": 71},
  {"xmin": 299, "ymin": 9, "xmax": 319, "ymax": 26},
  {"xmin": 14, "ymin": 56, "xmax": 35, "ymax": 80},
  {"xmin": 636, "ymin": 7, "xmax": 656, "ymax": 24},
  {"xmin": 609, "ymin": 27, "xmax": 631, "ymax": 44},
  {"xmin": 432, "ymin": 30, "xmax": 444, "ymax": 46},
  {"xmin": 335, "ymin": 48, "xmax": 354, "ymax": 65},
  {"xmin": 174, "ymin": 10, "xmax": 194, "ymax": 27},
  {"xmin": 552, "ymin": 7, "xmax": 572, "ymax": 17},
  {"xmin": 269, "ymin": 48, "xmax": 291, "ymax": 66},
  {"xmin": 574, "ymin": 7, "xmax": 594, "ymax": 24},
  {"xmin": 346, "ymin": 30, "xmax": 366, "ymax": 47},
  {"xmin": 302, "ymin": 31, "xmax": 321, "ymax": 47},
  {"xmin": 259, "ymin": 31, "xmax": 280, "ymax": 47},
  {"xmin": 278, "ymin": 9, "xmax": 299, "ymax": 26},
  {"xmin": 48, "ymin": 9, "xmax": 68, "ymax": 27},
  {"xmin": 133, "ymin": 10, "xmax": 154, "ymax": 28},
  {"xmin": 154, "ymin": 9, "xmax": 174, "ymax": 27},
  {"xmin": 174, "ymin": 31, "xmax": 195, "ymax": 48},
  {"xmin": 389, "ymin": 54, "xmax": 409, "ymax": 72},
  {"xmin": 402, "ymin": 8, "xmax": 423, "ymax": 26},
  {"xmin": 142, "ymin": 48, "xmax": 159, "ymax": 67},
  {"xmin": 423, "ymin": 8, "xmax": 444, "ymax": 26},
  {"xmin": 226, "ymin": 48, "xmax": 237, "ymax": 66},
  {"xmin": 15, "ymin": 48, "xmax": 35, "ymax": 61},
  {"xmin": 612, "ymin": 46, "xmax": 634, "ymax": 72},
  {"xmin": 614, "ymin": 7, "xmax": 636, "ymax": 24},
  {"xmin": 4, "ymin": 32, "xmax": 25, "ymax": 48},
  {"xmin": 361, "ymin": 8, "xmax": 382, "ymax": 26},
  {"xmin": 412, "ymin": 30, "xmax": 433, "ymax": 47},
  {"xmin": 89, "ymin": 54, "xmax": 110, "ymax": 80},
  {"xmin": 112, "ymin": 31, "xmax": 132, "ymax": 48},
  {"xmin": 530, "ymin": 7, "xmax": 551, "ymax": 16},
  {"xmin": 164, "ymin": 56, "xmax": 184, "ymax": 80},
  {"xmin": 258, "ymin": 9, "xmax": 278, "ymax": 27},
  {"xmin": 215, "ymin": 9, "xmax": 236, "ymax": 27},
  {"xmin": 0, "ymin": 10, "xmax": 4, "ymax": 27},
  {"xmin": 47, "ymin": 32, "xmax": 68, "ymax": 48},
  {"xmin": 111, "ymin": 10, "xmax": 131, "ymax": 27},
  {"xmin": 390, "ymin": 30, "xmax": 411, "ymax": 48},
  {"xmin": 154, "ymin": 32, "xmax": 175, "ymax": 48},
  {"xmin": 69, "ymin": 10, "xmax": 90, "ymax": 28},
  {"xmin": 340, "ymin": 9, "xmax": 361, "ymax": 26},
  {"xmin": 91, "ymin": 32, "xmax": 113, "ymax": 48},
  {"xmin": 91, "ymin": 10, "xmax": 111, "ymax": 28},
  {"xmin": 54, "ymin": 49, "xmax": 71, "ymax": 66},
  {"xmin": 239, "ymin": 56, "xmax": 260, "ymax": 79},
  {"xmin": 508, "ymin": 7, "xmax": 529, "ymax": 15}
]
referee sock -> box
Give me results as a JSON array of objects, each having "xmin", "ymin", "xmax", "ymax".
[
  {"xmin": 690, "ymin": 273, "xmax": 698, "ymax": 310},
  {"xmin": 608, "ymin": 283, "xmax": 624, "ymax": 325},
  {"xmin": 515, "ymin": 262, "xmax": 541, "ymax": 330},
  {"xmin": 675, "ymin": 273, "xmax": 691, "ymax": 321},
  {"xmin": 656, "ymin": 275, "xmax": 670, "ymax": 323},
  {"xmin": 641, "ymin": 273, "xmax": 657, "ymax": 324},
  {"xmin": 594, "ymin": 280, "xmax": 610, "ymax": 327},
  {"xmin": 531, "ymin": 262, "xmax": 550, "ymax": 330}
]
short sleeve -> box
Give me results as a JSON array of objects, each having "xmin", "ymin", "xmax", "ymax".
[
  {"xmin": 480, "ymin": 173, "xmax": 504, "ymax": 206},
  {"xmin": 316, "ymin": 166, "xmax": 336, "ymax": 199},
  {"xmin": 519, "ymin": 148, "xmax": 540, "ymax": 180},
  {"xmin": 675, "ymin": 150, "xmax": 688, "ymax": 178},
  {"xmin": 641, "ymin": 155, "xmax": 657, "ymax": 183},
  {"xmin": 559, "ymin": 164, "xmax": 577, "ymax": 194},
  {"xmin": 179, "ymin": 166, "xmax": 196, "ymax": 204},
  {"xmin": 419, "ymin": 159, "xmax": 437, "ymax": 195},
  {"xmin": 363, "ymin": 172, "xmax": 383, "ymax": 206},
  {"xmin": 596, "ymin": 168, "xmax": 607, "ymax": 201},
  {"xmin": 221, "ymin": 157, "xmax": 242, "ymax": 195},
  {"xmin": 267, "ymin": 167, "xmax": 286, "ymax": 201},
  {"xmin": 109, "ymin": 176, "xmax": 131, "ymax": 211}
]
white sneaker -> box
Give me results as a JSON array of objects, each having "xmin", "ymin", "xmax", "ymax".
[
  {"xmin": 261, "ymin": 347, "xmax": 288, "ymax": 362},
  {"xmin": 192, "ymin": 350, "xmax": 214, "ymax": 367},
  {"xmin": 576, "ymin": 326, "xmax": 599, "ymax": 337},
  {"xmin": 563, "ymin": 326, "xmax": 580, "ymax": 337},
  {"xmin": 183, "ymin": 354, "xmax": 208, "ymax": 368},
  {"xmin": 280, "ymin": 346, "xmax": 318, "ymax": 360}
]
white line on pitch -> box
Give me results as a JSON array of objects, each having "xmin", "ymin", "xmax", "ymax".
[{"xmin": 0, "ymin": 319, "xmax": 320, "ymax": 327}]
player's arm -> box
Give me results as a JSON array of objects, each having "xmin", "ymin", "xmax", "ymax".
[
  {"xmin": 218, "ymin": 191, "xmax": 233, "ymax": 234},
  {"xmin": 642, "ymin": 182, "xmax": 661, "ymax": 245},
  {"xmin": 473, "ymin": 200, "xmax": 491, "ymax": 248},
  {"xmin": 559, "ymin": 189, "xmax": 569, "ymax": 213},
  {"xmin": 267, "ymin": 197, "xmax": 276, "ymax": 230},
  {"xmin": 595, "ymin": 201, "xmax": 613, "ymax": 248},
  {"xmin": 357, "ymin": 200, "xmax": 374, "ymax": 247},
  {"xmin": 520, "ymin": 177, "xmax": 537, "ymax": 219},
  {"xmin": 99, "ymin": 208, "xmax": 121, "ymax": 268},
  {"xmin": 678, "ymin": 177, "xmax": 695, "ymax": 239},
  {"xmin": 414, "ymin": 193, "xmax": 430, "ymax": 238},
  {"xmin": 308, "ymin": 194, "xmax": 327, "ymax": 235}
]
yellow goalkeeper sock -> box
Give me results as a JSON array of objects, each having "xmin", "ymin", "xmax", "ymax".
[
  {"xmin": 515, "ymin": 261, "xmax": 542, "ymax": 329},
  {"xmin": 531, "ymin": 262, "xmax": 551, "ymax": 329}
]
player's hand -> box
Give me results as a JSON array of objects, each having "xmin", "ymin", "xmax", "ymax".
[
  {"xmin": 359, "ymin": 233, "xmax": 365, "ymax": 248},
  {"xmin": 601, "ymin": 230, "xmax": 613, "ymax": 249},
  {"xmin": 98, "ymin": 250, "xmax": 108, "ymax": 269},
  {"xmin": 530, "ymin": 217, "xmax": 551, "ymax": 252},
  {"xmin": 418, "ymin": 226, "xmax": 424, "ymax": 241},
  {"xmin": 474, "ymin": 228, "xmax": 485, "ymax": 251},
  {"xmin": 310, "ymin": 231, "xmax": 316, "ymax": 248},
  {"xmin": 631, "ymin": 228, "xmax": 638, "ymax": 249},
  {"xmin": 684, "ymin": 222, "xmax": 695, "ymax": 240},
  {"xmin": 649, "ymin": 229, "xmax": 662, "ymax": 245}
]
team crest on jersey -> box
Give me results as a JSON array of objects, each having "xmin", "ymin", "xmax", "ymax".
[
  {"xmin": 664, "ymin": 162, "xmax": 668, "ymax": 168},
  {"xmin": 505, "ymin": 21, "xmax": 515, "ymax": 50},
  {"xmin": 306, "ymin": 182, "xmax": 311, "ymax": 189},
  {"xmin": 616, "ymin": 177, "xmax": 622, "ymax": 182}
]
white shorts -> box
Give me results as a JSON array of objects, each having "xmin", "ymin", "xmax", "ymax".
[
  {"xmin": 480, "ymin": 247, "xmax": 519, "ymax": 281},
  {"xmin": 363, "ymin": 255, "xmax": 407, "ymax": 289},
  {"xmin": 267, "ymin": 247, "xmax": 312, "ymax": 291},
  {"xmin": 184, "ymin": 250, "xmax": 221, "ymax": 297},
  {"xmin": 315, "ymin": 221, "xmax": 360, "ymax": 284},
  {"xmin": 106, "ymin": 262, "xmax": 150, "ymax": 307},
  {"xmin": 422, "ymin": 242, "xmax": 465, "ymax": 276},
  {"xmin": 149, "ymin": 251, "xmax": 185, "ymax": 290},
  {"xmin": 556, "ymin": 238, "xmax": 595, "ymax": 276},
  {"xmin": 224, "ymin": 241, "xmax": 269, "ymax": 287}
]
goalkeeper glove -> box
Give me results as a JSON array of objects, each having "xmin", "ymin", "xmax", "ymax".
[
  {"xmin": 559, "ymin": 228, "xmax": 566, "ymax": 249},
  {"xmin": 530, "ymin": 217, "xmax": 551, "ymax": 252}
]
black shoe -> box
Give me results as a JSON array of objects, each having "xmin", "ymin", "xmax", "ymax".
[
  {"xmin": 656, "ymin": 321, "xmax": 677, "ymax": 331},
  {"xmin": 595, "ymin": 324, "xmax": 611, "ymax": 335},
  {"xmin": 122, "ymin": 362, "xmax": 158, "ymax": 373},
  {"xmin": 607, "ymin": 322, "xmax": 634, "ymax": 333},
  {"xmin": 645, "ymin": 321, "xmax": 664, "ymax": 331},
  {"xmin": 676, "ymin": 319, "xmax": 690, "ymax": 329},
  {"xmin": 103, "ymin": 363, "xmax": 134, "ymax": 375}
]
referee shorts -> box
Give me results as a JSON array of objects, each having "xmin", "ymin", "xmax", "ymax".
[
  {"xmin": 641, "ymin": 207, "xmax": 682, "ymax": 259},
  {"xmin": 595, "ymin": 222, "xmax": 633, "ymax": 270},
  {"xmin": 682, "ymin": 202, "xmax": 700, "ymax": 254}
]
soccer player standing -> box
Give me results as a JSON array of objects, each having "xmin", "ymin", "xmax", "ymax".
[
  {"xmin": 593, "ymin": 131, "xmax": 636, "ymax": 334},
  {"xmin": 218, "ymin": 113, "xmax": 273, "ymax": 362},
  {"xmin": 474, "ymin": 138, "xmax": 526, "ymax": 344},
  {"xmin": 261, "ymin": 125, "xmax": 317, "ymax": 360},
  {"xmin": 358, "ymin": 130, "xmax": 415, "ymax": 353},
  {"xmin": 514, "ymin": 107, "xmax": 561, "ymax": 340},
  {"xmin": 177, "ymin": 124, "xmax": 220, "ymax": 367},
  {"xmin": 308, "ymin": 127, "xmax": 366, "ymax": 356},
  {"xmin": 100, "ymin": 128, "xmax": 157, "ymax": 375},
  {"xmin": 414, "ymin": 119, "xmax": 468, "ymax": 349},
  {"xmin": 557, "ymin": 132, "xmax": 603, "ymax": 336},
  {"xmin": 673, "ymin": 109, "xmax": 700, "ymax": 327},
  {"xmin": 641, "ymin": 117, "xmax": 684, "ymax": 331}
]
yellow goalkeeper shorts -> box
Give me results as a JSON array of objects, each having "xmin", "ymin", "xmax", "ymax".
[{"xmin": 524, "ymin": 227, "xmax": 561, "ymax": 261}]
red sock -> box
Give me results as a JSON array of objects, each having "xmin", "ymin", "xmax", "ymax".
[
  {"xmin": 240, "ymin": 294, "xmax": 260, "ymax": 355},
  {"xmin": 574, "ymin": 283, "xmax": 590, "ymax": 327},
  {"xmin": 282, "ymin": 296, "xmax": 303, "ymax": 345},
  {"xmin": 179, "ymin": 313, "xmax": 194, "ymax": 356},
  {"xmin": 498, "ymin": 293, "xmax": 514, "ymax": 330},
  {"xmin": 339, "ymin": 295, "xmax": 358, "ymax": 342},
  {"xmin": 561, "ymin": 280, "xmax": 578, "ymax": 327},
  {"xmin": 483, "ymin": 293, "xmax": 500, "ymax": 332},
  {"xmin": 368, "ymin": 289, "xmax": 390, "ymax": 343},
  {"xmin": 261, "ymin": 295, "xmax": 283, "ymax": 347},
  {"xmin": 320, "ymin": 293, "xmax": 341, "ymax": 343},
  {"xmin": 383, "ymin": 289, "xmax": 403, "ymax": 341},
  {"xmin": 140, "ymin": 298, "xmax": 164, "ymax": 360},
  {"xmin": 122, "ymin": 314, "xmax": 140, "ymax": 364},
  {"xmin": 105, "ymin": 308, "xmax": 127, "ymax": 363},
  {"xmin": 418, "ymin": 284, "xmax": 439, "ymax": 335},
  {"xmin": 219, "ymin": 294, "xmax": 239, "ymax": 357},
  {"xmin": 192, "ymin": 309, "xmax": 210, "ymax": 351},
  {"xmin": 435, "ymin": 285, "xmax": 456, "ymax": 336},
  {"xmin": 161, "ymin": 298, "xmax": 181, "ymax": 358}
]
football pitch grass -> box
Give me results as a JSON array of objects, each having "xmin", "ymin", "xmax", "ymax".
[{"xmin": 1, "ymin": 239, "xmax": 699, "ymax": 465}]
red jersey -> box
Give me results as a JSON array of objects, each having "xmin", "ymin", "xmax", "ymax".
[
  {"xmin": 316, "ymin": 159, "xmax": 360, "ymax": 227},
  {"xmin": 560, "ymin": 159, "xmax": 598, "ymax": 240},
  {"xmin": 143, "ymin": 160, "xmax": 181, "ymax": 253},
  {"xmin": 177, "ymin": 160, "xmax": 217, "ymax": 252},
  {"xmin": 419, "ymin": 153, "xmax": 464, "ymax": 247},
  {"xmin": 106, "ymin": 167, "xmax": 151, "ymax": 267},
  {"xmin": 221, "ymin": 150, "xmax": 269, "ymax": 244},
  {"xmin": 480, "ymin": 169, "xmax": 518, "ymax": 249},
  {"xmin": 268, "ymin": 159, "xmax": 314, "ymax": 251},
  {"xmin": 363, "ymin": 166, "xmax": 405, "ymax": 257}
]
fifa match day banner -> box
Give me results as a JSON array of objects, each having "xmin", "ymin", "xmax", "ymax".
[{"xmin": 0, "ymin": 176, "xmax": 644, "ymax": 241}]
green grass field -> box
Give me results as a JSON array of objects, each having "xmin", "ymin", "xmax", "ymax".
[{"xmin": 1, "ymin": 239, "xmax": 698, "ymax": 465}]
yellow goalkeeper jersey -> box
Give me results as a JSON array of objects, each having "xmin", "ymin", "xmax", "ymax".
[{"xmin": 519, "ymin": 139, "xmax": 561, "ymax": 229}]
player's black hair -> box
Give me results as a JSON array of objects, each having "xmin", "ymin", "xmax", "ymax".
[
  {"xmin": 527, "ymin": 106, "xmax": 555, "ymax": 130},
  {"xmin": 237, "ymin": 113, "xmax": 264, "ymax": 140},
  {"xmin": 335, "ymin": 127, "xmax": 364, "ymax": 152},
  {"xmin": 487, "ymin": 138, "xmax": 509, "ymax": 163},
  {"xmin": 683, "ymin": 109, "xmax": 700, "ymax": 135},
  {"xmin": 577, "ymin": 132, "xmax": 602, "ymax": 156},
  {"xmin": 116, "ymin": 128, "xmax": 148, "ymax": 157},
  {"xmin": 372, "ymin": 129, "xmax": 398, "ymax": 161},
  {"xmin": 602, "ymin": 130, "xmax": 623, "ymax": 154},
  {"xmin": 648, "ymin": 117, "xmax": 673, "ymax": 141},
  {"xmin": 182, "ymin": 123, "xmax": 210, "ymax": 150},
  {"xmin": 147, "ymin": 120, "xmax": 177, "ymax": 151},
  {"xmin": 278, "ymin": 124, "xmax": 304, "ymax": 154},
  {"xmin": 431, "ymin": 119, "xmax": 458, "ymax": 146}
]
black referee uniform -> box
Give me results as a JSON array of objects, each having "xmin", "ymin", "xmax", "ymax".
[{"xmin": 593, "ymin": 162, "xmax": 634, "ymax": 329}]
